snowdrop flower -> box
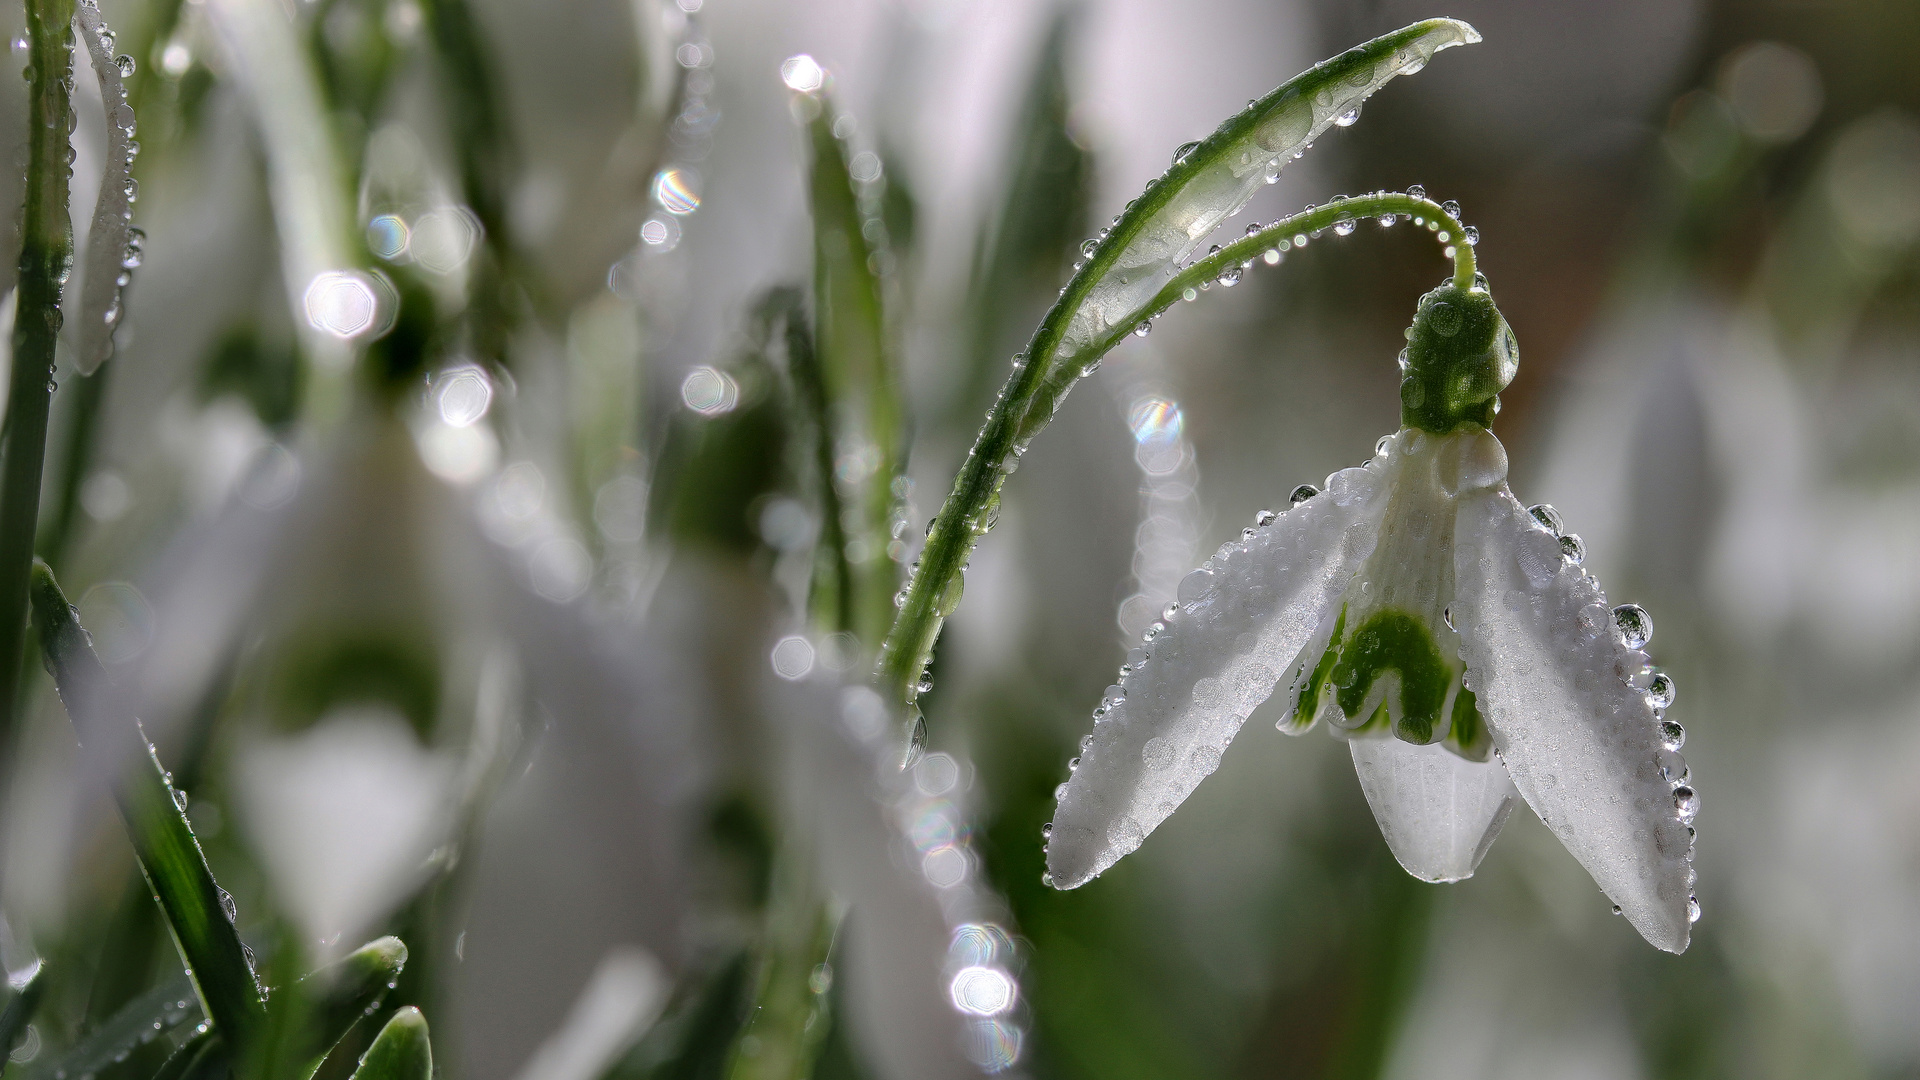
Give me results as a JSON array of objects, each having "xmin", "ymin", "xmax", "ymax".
[{"xmin": 1044, "ymin": 281, "xmax": 1700, "ymax": 953}]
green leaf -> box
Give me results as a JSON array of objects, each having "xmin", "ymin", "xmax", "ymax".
[
  {"xmin": 724, "ymin": 896, "xmax": 838, "ymax": 1080},
  {"xmin": 309, "ymin": 937, "xmax": 410, "ymax": 1067},
  {"xmin": 29, "ymin": 559, "xmax": 267, "ymax": 1044},
  {"xmin": 17, "ymin": 972, "xmax": 201, "ymax": 1080},
  {"xmin": 347, "ymin": 1008, "xmax": 433, "ymax": 1080},
  {"xmin": 757, "ymin": 289, "xmax": 855, "ymax": 636},
  {"xmin": 1, "ymin": 959, "xmax": 48, "ymax": 1063},
  {"xmin": 151, "ymin": 1027, "xmax": 223, "ymax": 1080},
  {"xmin": 801, "ymin": 91, "xmax": 904, "ymax": 649}
]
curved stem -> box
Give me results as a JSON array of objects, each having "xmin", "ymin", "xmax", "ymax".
[{"xmin": 876, "ymin": 191, "xmax": 1475, "ymax": 708}]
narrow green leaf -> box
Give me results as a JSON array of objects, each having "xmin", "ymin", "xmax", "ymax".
[
  {"xmin": 758, "ymin": 289, "xmax": 855, "ymax": 636},
  {"xmin": 801, "ymin": 93, "xmax": 904, "ymax": 649},
  {"xmin": 311, "ymin": 938, "xmax": 408, "ymax": 1039},
  {"xmin": 151, "ymin": 1027, "xmax": 222, "ymax": 1080},
  {"xmin": 347, "ymin": 1008, "xmax": 433, "ymax": 1080},
  {"xmin": 18, "ymin": 972, "xmax": 201, "ymax": 1080},
  {"xmin": 725, "ymin": 898, "xmax": 838, "ymax": 1080},
  {"xmin": 1, "ymin": 959, "xmax": 48, "ymax": 1062},
  {"xmin": 29, "ymin": 559, "xmax": 267, "ymax": 1043},
  {"xmin": 879, "ymin": 19, "xmax": 1482, "ymax": 709}
]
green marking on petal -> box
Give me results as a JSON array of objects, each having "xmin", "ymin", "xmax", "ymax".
[
  {"xmin": 1331, "ymin": 609, "xmax": 1451, "ymax": 743},
  {"xmin": 1291, "ymin": 604, "xmax": 1347, "ymax": 731},
  {"xmin": 1447, "ymin": 682, "xmax": 1491, "ymax": 762}
]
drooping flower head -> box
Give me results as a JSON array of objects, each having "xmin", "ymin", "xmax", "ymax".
[{"xmin": 1044, "ymin": 279, "xmax": 1699, "ymax": 954}]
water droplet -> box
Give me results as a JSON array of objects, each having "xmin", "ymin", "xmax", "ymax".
[
  {"xmin": 1687, "ymin": 896, "xmax": 1702, "ymax": 923},
  {"xmin": 1041, "ymin": 871, "xmax": 1054, "ymax": 887},
  {"xmin": 1407, "ymin": 183, "xmax": 1426, "ymax": 200},
  {"xmin": 1161, "ymin": 601, "xmax": 1179, "ymax": 622},
  {"xmin": 1611, "ymin": 904, "xmax": 1623, "ymax": 915},
  {"xmin": 1067, "ymin": 756, "xmax": 1080, "ymax": 772},
  {"xmin": 1217, "ymin": 265, "xmax": 1242, "ymax": 287},
  {"xmin": 219, "ymin": 888, "xmax": 237, "ymax": 923},
  {"xmin": 1648, "ymin": 672, "xmax": 1676, "ymax": 710},
  {"xmin": 1132, "ymin": 320, "xmax": 1151, "ymax": 337},
  {"xmin": 1441, "ymin": 198, "xmax": 1461, "ymax": 219},
  {"xmin": 1559, "ymin": 533, "xmax": 1586, "ymax": 564},
  {"xmin": 1659, "ymin": 719, "xmax": 1685, "ymax": 751},
  {"xmin": 1177, "ymin": 567, "xmax": 1215, "ymax": 605},
  {"xmin": 171, "ymin": 788, "xmax": 188, "ymax": 811},
  {"xmin": 1673, "ymin": 785, "xmax": 1699, "ymax": 823},
  {"xmin": 1428, "ymin": 300, "xmax": 1461, "ymax": 336},
  {"xmin": 916, "ymin": 672, "xmax": 934, "ymax": 696},
  {"xmin": 1172, "ymin": 140, "xmax": 1200, "ymax": 164},
  {"xmin": 114, "ymin": 53, "xmax": 134, "ymax": 78},
  {"xmin": 1080, "ymin": 237, "xmax": 1098, "ymax": 258},
  {"xmin": 1334, "ymin": 105, "xmax": 1361, "ymax": 126},
  {"xmin": 1527, "ymin": 503, "xmax": 1564, "ymax": 535},
  {"xmin": 1040, "ymin": 822, "xmax": 1052, "ymax": 839},
  {"xmin": 1443, "ymin": 606, "xmax": 1455, "ymax": 631},
  {"xmin": 1253, "ymin": 508, "xmax": 1277, "ymax": 527},
  {"xmin": 1463, "ymin": 225, "xmax": 1479, "ymax": 245},
  {"xmin": 1377, "ymin": 213, "xmax": 1397, "ymax": 227},
  {"xmin": 1657, "ymin": 749, "xmax": 1688, "ymax": 784},
  {"xmin": 1289, "ymin": 483, "xmax": 1319, "ymax": 505},
  {"xmin": 1612, "ymin": 604, "xmax": 1653, "ymax": 650},
  {"xmin": 1142, "ymin": 621, "xmax": 1164, "ymax": 642}
]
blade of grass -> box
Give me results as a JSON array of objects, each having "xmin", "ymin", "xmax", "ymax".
[
  {"xmin": 754, "ymin": 288, "xmax": 853, "ymax": 635},
  {"xmin": 28, "ymin": 559, "xmax": 266, "ymax": 1043},
  {"xmin": 151, "ymin": 1027, "xmax": 221, "ymax": 1080},
  {"xmin": 0, "ymin": 0, "xmax": 77, "ymax": 775},
  {"xmin": 2, "ymin": 959, "xmax": 48, "ymax": 1061},
  {"xmin": 877, "ymin": 19, "xmax": 1482, "ymax": 711},
  {"xmin": 347, "ymin": 1007, "xmax": 433, "ymax": 1080},
  {"xmin": 724, "ymin": 877, "xmax": 838, "ymax": 1080},
  {"xmin": 19, "ymin": 972, "xmax": 200, "ymax": 1080},
  {"xmin": 799, "ymin": 91, "xmax": 904, "ymax": 652}
]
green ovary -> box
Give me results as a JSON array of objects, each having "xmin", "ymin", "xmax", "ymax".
[{"xmin": 1331, "ymin": 609, "xmax": 1452, "ymax": 744}]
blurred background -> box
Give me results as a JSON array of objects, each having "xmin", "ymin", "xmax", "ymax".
[{"xmin": 2, "ymin": 0, "xmax": 1919, "ymax": 1078}]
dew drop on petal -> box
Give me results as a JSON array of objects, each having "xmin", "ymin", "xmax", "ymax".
[
  {"xmin": 1526, "ymin": 503, "xmax": 1564, "ymax": 535},
  {"xmin": 1612, "ymin": 604, "xmax": 1653, "ymax": 649},
  {"xmin": 1688, "ymin": 896, "xmax": 1702, "ymax": 922},
  {"xmin": 1559, "ymin": 533, "xmax": 1586, "ymax": 564},
  {"xmin": 1334, "ymin": 105, "xmax": 1360, "ymax": 126},
  {"xmin": 1673, "ymin": 785, "xmax": 1699, "ymax": 823},
  {"xmin": 1659, "ymin": 719, "xmax": 1685, "ymax": 751},
  {"xmin": 1253, "ymin": 508, "xmax": 1277, "ymax": 527},
  {"xmin": 1289, "ymin": 483, "xmax": 1319, "ymax": 505},
  {"xmin": 1648, "ymin": 672, "xmax": 1676, "ymax": 710},
  {"xmin": 1177, "ymin": 567, "xmax": 1215, "ymax": 605}
]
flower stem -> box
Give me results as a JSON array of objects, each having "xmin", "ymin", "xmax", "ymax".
[
  {"xmin": 876, "ymin": 191, "xmax": 1474, "ymax": 709},
  {"xmin": 0, "ymin": 0, "xmax": 76, "ymax": 749}
]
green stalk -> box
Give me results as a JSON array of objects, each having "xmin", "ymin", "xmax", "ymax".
[
  {"xmin": 0, "ymin": 0, "xmax": 76, "ymax": 760},
  {"xmin": 879, "ymin": 190, "xmax": 1475, "ymax": 707},
  {"xmin": 29, "ymin": 560, "xmax": 267, "ymax": 1044}
]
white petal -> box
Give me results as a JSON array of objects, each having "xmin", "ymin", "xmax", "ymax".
[
  {"xmin": 1046, "ymin": 464, "xmax": 1390, "ymax": 888},
  {"xmin": 1453, "ymin": 489, "xmax": 1695, "ymax": 952},
  {"xmin": 1349, "ymin": 735, "xmax": 1516, "ymax": 882}
]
